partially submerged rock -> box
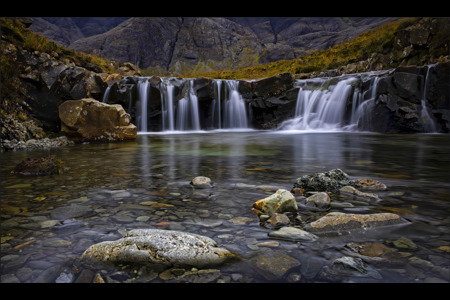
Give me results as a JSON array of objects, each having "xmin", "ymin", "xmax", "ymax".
[
  {"xmin": 190, "ymin": 176, "xmax": 213, "ymax": 189},
  {"xmin": 80, "ymin": 229, "xmax": 236, "ymax": 268},
  {"xmin": 303, "ymin": 212, "xmax": 409, "ymax": 233},
  {"xmin": 293, "ymin": 168, "xmax": 350, "ymax": 193},
  {"xmin": 11, "ymin": 156, "xmax": 64, "ymax": 175},
  {"xmin": 268, "ymin": 226, "xmax": 318, "ymax": 242},
  {"xmin": 349, "ymin": 178, "xmax": 387, "ymax": 191},
  {"xmin": 252, "ymin": 189, "xmax": 298, "ymax": 221},
  {"xmin": 339, "ymin": 185, "xmax": 379, "ymax": 200},
  {"xmin": 305, "ymin": 192, "xmax": 331, "ymax": 209}
]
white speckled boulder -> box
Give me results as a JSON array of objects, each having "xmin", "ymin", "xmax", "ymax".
[{"xmin": 80, "ymin": 229, "xmax": 236, "ymax": 268}]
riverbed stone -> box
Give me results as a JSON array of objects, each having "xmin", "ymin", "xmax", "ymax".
[
  {"xmin": 303, "ymin": 212, "xmax": 409, "ymax": 233},
  {"xmin": 248, "ymin": 248, "xmax": 301, "ymax": 281},
  {"xmin": 252, "ymin": 189, "xmax": 297, "ymax": 220},
  {"xmin": 268, "ymin": 226, "xmax": 318, "ymax": 242},
  {"xmin": 50, "ymin": 204, "xmax": 95, "ymax": 220},
  {"xmin": 349, "ymin": 178, "xmax": 387, "ymax": 191},
  {"xmin": 293, "ymin": 168, "xmax": 350, "ymax": 193},
  {"xmin": 190, "ymin": 176, "xmax": 213, "ymax": 189},
  {"xmin": 339, "ymin": 185, "xmax": 379, "ymax": 200},
  {"xmin": 80, "ymin": 229, "xmax": 236, "ymax": 268},
  {"xmin": 11, "ymin": 156, "xmax": 63, "ymax": 176},
  {"xmin": 305, "ymin": 192, "xmax": 331, "ymax": 208}
]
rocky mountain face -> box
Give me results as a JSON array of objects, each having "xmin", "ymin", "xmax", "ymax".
[{"xmin": 30, "ymin": 17, "xmax": 398, "ymax": 75}]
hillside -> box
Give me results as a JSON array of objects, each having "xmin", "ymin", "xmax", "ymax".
[
  {"xmin": 197, "ymin": 17, "xmax": 450, "ymax": 79},
  {"xmin": 30, "ymin": 17, "xmax": 399, "ymax": 76}
]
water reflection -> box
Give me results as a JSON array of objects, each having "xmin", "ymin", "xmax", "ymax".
[{"xmin": 1, "ymin": 132, "xmax": 449, "ymax": 283}]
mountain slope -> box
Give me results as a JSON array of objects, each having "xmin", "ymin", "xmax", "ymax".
[{"xmin": 31, "ymin": 17, "xmax": 398, "ymax": 76}]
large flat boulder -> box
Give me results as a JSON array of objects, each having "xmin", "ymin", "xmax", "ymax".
[
  {"xmin": 303, "ymin": 212, "xmax": 409, "ymax": 233},
  {"xmin": 59, "ymin": 98, "xmax": 136, "ymax": 142},
  {"xmin": 80, "ymin": 229, "xmax": 236, "ymax": 268}
]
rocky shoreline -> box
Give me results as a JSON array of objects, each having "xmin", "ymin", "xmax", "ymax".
[{"xmin": 1, "ymin": 136, "xmax": 74, "ymax": 152}]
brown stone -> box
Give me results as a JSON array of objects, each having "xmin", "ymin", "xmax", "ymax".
[
  {"xmin": 304, "ymin": 212, "xmax": 409, "ymax": 233},
  {"xmin": 349, "ymin": 178, "xmax": 387, "ymax": 191},
  {"xmin": 59, "ymin": 98, "xmax": 137, "ymax": 142}
]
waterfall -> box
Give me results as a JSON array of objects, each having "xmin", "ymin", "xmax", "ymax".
[
  {"xmin": 216, "ymin": 80, "xmax": 222, "ymax": 129},
  {"xmin": 278, "ymin": 73, "xmax": 383, "ymax": 132},
  {"xmin": 137, "ymin": 78, "xmax": 150, "ymax": 132},
  {"xmin": 102, "ymin": 85, "xmax": 111, "ymax": 103},
  {"xmin": 279, "ymin": 77, "xmax": 355, "ymax": 131},
  {"xmin": 159, "ymin": 78, "xmax": 201, "ymax": 132},
  {"xmin": 420, "ymin": 64, "xmax": 437, "ymax": 133},
  {"xmin": 174, "ymin": 80, "xmax": 201, "ymax": 131},
  {"xmin": 223, "ymin": 80, "xmax": 248, "ymax": 129}
]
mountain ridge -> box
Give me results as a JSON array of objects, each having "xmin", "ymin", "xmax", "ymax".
[{"xmin": 30, "ymin": 17, "xmax": 399, "ymax": 76}]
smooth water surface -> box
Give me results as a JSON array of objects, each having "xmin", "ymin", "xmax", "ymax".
[{"xmin": 1, "ymin": 131, "xmax": 449, "ymax": 283}]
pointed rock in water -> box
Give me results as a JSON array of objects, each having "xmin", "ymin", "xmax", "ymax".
[
  {"xmin": 252, "ymin": 189, "xmax": 297, "ymax": 220},
  {"xmin": 80, "ymin": 229, "xmax": 237, "ymax": 268}
]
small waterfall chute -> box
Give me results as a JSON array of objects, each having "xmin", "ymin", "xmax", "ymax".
[
  {"xmin": 137, "ymin": 78, "xmax": 150, "ymax": 132},
  {"xmin": 223, "ymin": 80, "xmax": 248, "ymax": 129}
]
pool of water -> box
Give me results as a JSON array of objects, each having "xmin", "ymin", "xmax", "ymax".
[{"xmin": 1, "ymin": 131, "xmax": 449, "ymax": 283}]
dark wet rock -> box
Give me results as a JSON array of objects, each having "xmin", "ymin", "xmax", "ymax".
[
  {"xmin": 343, "ymin": 242, "xmax": 405, "ymax": 266},
  {"xmin": 293, "ymin": 168, "xmax": 350, "ymax": 193},
  {"xmin": 248, "ymin": 248, "xmax": 301, "ymax": 281},
  {"xmin": 303, "ymin": 212, "xmax": 410, "ymax": 233},
  {"xmin": 320, "ymin": 256, "xmax": 382, "ymax": 281},
  {"xmin": 160, "ymin": 267, "xmax": 222, "ymax": 283},
  {"xmin": 80, "ymin": 229, "xmax": 237, "ymax": 268},
  {"xmin": 11, "ymin": 156, "xmax": 64, "ymax": 175}
]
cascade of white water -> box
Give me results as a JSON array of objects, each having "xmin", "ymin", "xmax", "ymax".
[
  {"xmin": 136, "ymin": 77, "xmax": 249, "ymax": 132},
  {"xmin": 223, "ymin": 80, "xmax": 248, "ymax": 129},
  {"xmin": 350, "ymin": 76, "xmax": 379, "ymax": 130},
  {"xmin": 188, "ymin": 80, "xmax": 201, "ymax": 131},
  {"xmin": 159, "ymin": 79, "xmax": 176, "ymax": 131},
  {"xmin": 160, "ymin": 78, "xmax": 201, "ymax": 131},
  {"xmin": 216, "ymin": 80, "xmax": 222, "ymax": 129},
  {"xmin": 279, "ymin": 77, "xmax": 355, "ymax": 131},
  {"xmin": 420, "ymin": 64, "xmax": 437, "ymax": 133},
  {"xmin": 102, "ymin": 85, "xmax": 111, "ymax": 103},
  {"xmin": 137, "ymin": 78, "xmax": 150, "ymax": 132}
]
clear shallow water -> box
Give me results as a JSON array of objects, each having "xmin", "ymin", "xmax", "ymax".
[{"xmin": 1, "ymin": 131, "xmax": 449, "ymax": 283}]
